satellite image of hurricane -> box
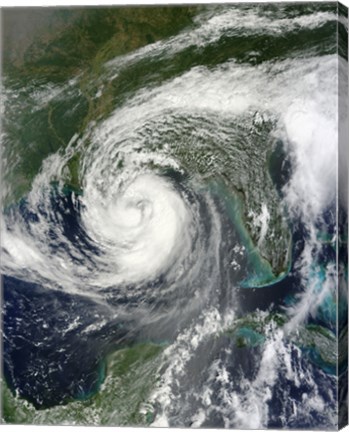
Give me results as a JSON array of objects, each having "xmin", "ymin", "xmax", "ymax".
[{"xmin": 1, "ymin": 2, "xmax": 348, "ymax": 429}]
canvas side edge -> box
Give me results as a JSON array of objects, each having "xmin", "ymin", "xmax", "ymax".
[{"xmin": 338, "ymin": 1, "xmax": 348, "ymax": 430}]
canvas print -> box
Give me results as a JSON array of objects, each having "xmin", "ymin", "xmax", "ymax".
[{"xmin": 1, "ymin": 1, "xmax": 348, "ymax": 429}]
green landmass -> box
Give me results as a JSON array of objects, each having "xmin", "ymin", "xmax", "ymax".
[
  {"xmin": 225, "ymin": 312, "xmax": 336, "ymax": 373},
  {"xmin": 4, "ymin": 4, "xmax": 338, "ymax": 277},
  {"xmin": 2, "ymin": 343, "xmax": 164, "ymax": 425}
]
